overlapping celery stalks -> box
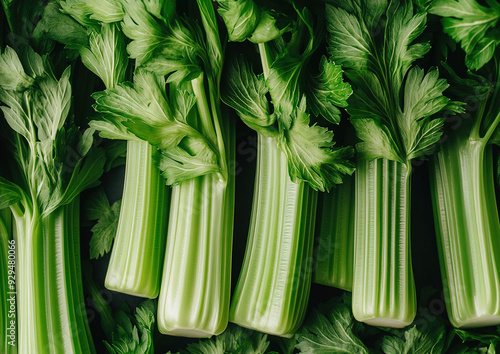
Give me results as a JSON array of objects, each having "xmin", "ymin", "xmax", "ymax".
[
  {"xmin": 53, "ymin": 0, "xmax": 169, "ymax": 299},
  {"xmin": 0, "ymin": 46, "xmax": 104, "ymax": 352},
  {"xmin": 218, "ymin": 0, "xmax": 355, "ymax": 336},
  {"xmin": 326, "ymin": 0, "xmax": 463, "ymax": 327},
  {"xmin": 91, "ymin": 0, "xmax": 235, "ymax": 336},
  {"xmin": 428, "ymin": 0, "xmax": 500, "ymax": 328}
]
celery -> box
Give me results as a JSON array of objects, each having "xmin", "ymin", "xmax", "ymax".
[
  {"xmin": 352, "ymin": 159, "xmax": 416, "ymax": 327},
  {"xmin": 313, "ymin": 176, "xmax": 355, "ymax": 291},
  {"xmin": 229, "ymin": 135, "xmax": 317, "ymax": 337},
  {"xmin": 430, "ymin": 136, "xmax": 500, "ymax": 328},
  {"xmin": 326, "ymin": 0, "xmax": 462, "ymax": 326},
  {"xmin": 105, "ymin": 140, "xmax": 169, "ymax": 298},
  {"xmin": 428, "ymin": 0, "xmax": 500, "ymax": 329},
  {"xmin": 0, "ymin": 47, "xmax": 103, "ymax": 353},
  {"xmin": 0, "ymin": 208, "xmax": 16, "ymax": 353}
]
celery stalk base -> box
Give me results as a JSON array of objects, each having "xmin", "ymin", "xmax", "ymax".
[
  {"xmin": 105, "ymin": 140, "xmax": 169, "ymax": 299},
  {"xmin": 430, "ymin": 136, "xmax": 500, "ymax": 328},
  {"xmin": 352, "ymin": 159, "xmax": 416, "ymax": 328},
  {"xmin": 229, "ymin": 135, "xmax": 317, "ymax": 337}
]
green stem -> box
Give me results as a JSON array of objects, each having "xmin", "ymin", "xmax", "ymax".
[
  {"xmin": 157, "ymin": 120, "xmax": 235, "ymax": 337},
  {"xmin": 229, "ymin": 135, "xmax": 317, "ymax": 337},
  {"xmin": 192, "ymin": 74, "xmax": 218, "ymax": 150},
  {"xmin": 105, "ymin": 140, "xmax": 169, "ymax": 298},
  {"xmin": 0, "ymin": 209, "xmax": 16, "ymax": 354},
  {"xmin": 15, "ymin": 199, "xmax": 95, "ymax": 353},
  {"xmin": 352, "ymin": 159, "xmax": 416, "ymax": 328},
  {"xmin": 430, "ymin": 135, "xmax": 500, "ymax": 328},
  {"xmin": 312, "ymin": 175, "xmax": 355, "ymax": 291},
  {"xmin": 258, "ymin": 43, "xmax": 271, "ymax": 79}
]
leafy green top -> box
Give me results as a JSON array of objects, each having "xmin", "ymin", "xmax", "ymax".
[
  {"xmin": 0, "ymin": 46, "xmax": 104, "ymax": 217},
  {"xmin": 220, "ymin": 2, "xmax": 354, "ymax": 191},
  {"xmin": 429, "ymin": 0, "xmax": 500, "ymax": 71},
  {"xmin": 326, "ymin": 0, "xmax": 463, "ymax": 164}
]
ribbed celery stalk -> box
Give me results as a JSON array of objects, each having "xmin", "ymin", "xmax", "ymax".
[
  {"xmin": 14, "ymin": 199, "xmax": 95, "ymax": 353},
  {"xmin": 229, "ymin": 135, "xmax": 317, "ymax": 337},
  {"xmin": 0, "ymin": 209, "xmax": 16, "ymax": 354},
  {"xmin": 352, "ymin": 159, "xmax": 416, "ymax": 328},
  {"xmin": 313, "ymin": 176, "xmax": 355, "ymax": 291},
  {"xmin": 430, "ymin": 134, "xmax": 500, "ymax": 328},
  {"xmin": 157, "ymin": 117, "xmax": 235, "ymax": 337},
  {"xmin": 105, "ymin": 140, "xmax": 169, "ymax": 298}
]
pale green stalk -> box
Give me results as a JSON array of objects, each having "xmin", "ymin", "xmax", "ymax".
[
  {"xmin": 105, "ymin": 140, "xmax": 169, "ymax": 298},
  {"xmin": 430, "ymin": 134, "xmax": 500, "ymax": 328},
  {"xmin": 229, "ymin": 135, "xmax": 317, "ymax": 337},
  {"xmin": 157, "ymin": 118, "xmax": 234, "ymax": 337},
  {"xmin": 14, "ymin": 198, "xmax": 95, "ymax": 353},
  {"xmin": 352, "ymin": 159, "xmax": 416, "ymax": 328},
  {"xmin": 0, "ymin": 208, "xmax": 17, "ymax": 354},
  {"xmin": 313, "ymin": 176, "xmax": 355, "ymax": 291}
]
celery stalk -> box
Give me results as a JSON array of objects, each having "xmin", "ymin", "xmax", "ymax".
[
  {"xmin": 105, "ymin": 140, "xmax": 169, "ymax": 298},
  {"xmin": 352, "ymin": 159, "xmax": 416, "ymax": 328},
  {"xmin": 0, "ymin": 208, "xmax": 16, "ymax": 354},
  {"xmin": 430, "ymin": 135, "xmax": 500, "ymax": 328},
  {"xmin": 313, "ymin": 176, "xmax": 355, "ymax": 291},
  {"xmin": 157, "ymin": 111, "xmax": 235, "ymax": 337},
  {"xmin": 229, "ymin": 135, "xmax": 317, "ymax": 337},
  {"xmin": 15, "ymin": 199, "xmax": 95, "ymax": 353}
]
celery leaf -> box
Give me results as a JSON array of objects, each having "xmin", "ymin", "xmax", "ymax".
[
  {"xmin": 93, "ymin": 69, "xmax": 220, "ymax": 184},
  {"xmin": 429, "ymin": 0, "xmax": 500, "ymax": 70},
  {"xmin": 0, "ymin": 177, "xmax": 24, "ymax": 209},
  {"xmin": 104, "ymin": 300, "xmax": 156, "ymax": 354},
  {"xmin": 295, "ymin": 297, "xmax": 369, "ymax": 354},
  {"xmin": 86, "ymin": 189, "xmax": 122, "ymax": 259},
  {"xmin": 221, "ymin": 57, "xmax": 276, "ymax": 137},
  {"xmin": 327, "ymin": 0, "xmax": 462, "ymax": 163},
  {"xmin": 278, "ymin": 98, "xmax": 355, "ymax": 192},
  {"xmin": 216, "ymin": 0, "xmax": 285, "ymax": 43},
  {"xmin": 305, "ymin": 56, "xmax": 352, "ymax": 124},
  {"xmin": 184, "ymin": 324, "xmax": 270, "ymax": 354}
]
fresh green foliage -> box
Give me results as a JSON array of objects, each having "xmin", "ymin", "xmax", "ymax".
[
  {"xmin": 85, "ymin": 188, "xmax": 122, "ymax": 259},
  {"xmin": 0, "ymin": 44, "xmax": 103, "ymax": 353},
  {"xmin": 0, "ymin": 45, "xmax": 105, "ymax": 215},
  {"xmin": 104, "ymin": 300, "xmax": 156, "ymax": 354},
  {"xmin": 429, "ymin": 0, "xmax": 500, "ymax": 70},
  {"xmin": 326, "ymin": 0, "xmax": 463, "ymax": 164},
  {"xmin": 93, "ymin": 69, "xmax": 220, "ymax": 184},
  {"xmin": 295, "ymin": 296, "xmax": 369, "ymax": 354},
  {"xmin": 182, "ymin": 324, "xmax": 271, "ymax": 354},
  {"xmin": 221, "ymin": 3, "xmax": 355, "ymax": 191}
]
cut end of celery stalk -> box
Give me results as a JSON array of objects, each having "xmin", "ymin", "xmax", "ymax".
[
  {"xmin": 104, "ymin": 278, "xmax": 158, "ymax": 299},
  {"xmin": 457, "ymin": 315, "xmax": 500, "ymax": 329},
  {"xmin": 359, "ymin": 317, "xmax": 412, "ymax": 329},
  {"xmin": 230, "ymin": 319, "xmax": 294, "ymax": 338},
  {"xmin": 158, "ymin": 326, "xmax": 223, "ymax": 339}
]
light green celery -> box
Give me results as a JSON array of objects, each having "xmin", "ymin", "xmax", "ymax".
[
  {"xmin": 352, "ymin": 159, "xmax": 416, "ymax": 328},
  {"xmin": 430, "ymin": 134, "xmax": 500, "ymax": 328},
  {"xmin": 313, "ymin": 176, "xmax": 355, "ymax": 291},
  {"xmin": 157, "ymin": 121, "xmax": 235, "ymax": 337},
  {"xmin": 105, "ymin": 140, "xmax": 169, "ymax": 298},
  {"xmin": 14, "ymin": 199, "xmax": 95, "ymax": 353},
  {"xmin": 229, "ymin": 135, "xmax": 317, "ymax": 337},
  {"xmin": 0, "ymin": 209, "xmax": 16, "ymax": 354}
]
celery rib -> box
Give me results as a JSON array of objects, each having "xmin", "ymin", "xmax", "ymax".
[
  {"xmin": 157, "ymin": 120, "xmax": 235, "ymax": 338},
  {"xmin": 352, "ymin": 159, "xmax": 416, "ymax": 328},
  {"xmin": 105, "ymin": 140, "xmax": 169, "ymax": 299},
  {"xmin": 313, "ymin": 176, "xmax": 355, "ymax": 291},
  {"xmin": 230, "ymin": 135, "xmax": 317, "ymax": 337},
  {"xmin": 430, "ymin": 136, "xmax": 500, "ymax": 328}
]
